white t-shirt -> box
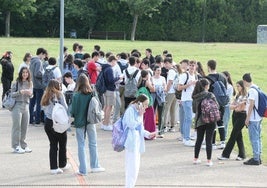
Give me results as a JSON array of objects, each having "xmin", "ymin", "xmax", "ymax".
[
  {"xmin": 167, "ymin": 69, "xmax": 176, "ymax": 94},
  {"xmin": 179, "ymin": 72, "xmax": 197, "ymax": 101},
  {"xmin": 152, "ymin": 76, "xmax": 166, "ymax": 87},
  {"xmin": 246, "ymin": 85, "xmax": 262, "ymax": 121},
  {"xmin": 226, "ymin": 83, "xmax": 234, "ymax": 104},
  {"xmin": 67, "ymin": 82, "xmax": 76, "ymax": 91}
]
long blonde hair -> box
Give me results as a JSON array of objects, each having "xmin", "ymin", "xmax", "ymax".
[{"xmin": 41, "ymin": 79, "xmax": 61, "ymax": 106}]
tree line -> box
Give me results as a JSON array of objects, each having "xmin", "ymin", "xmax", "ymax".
[{"xmin": 0, "ymin": 0, "xmax": 266, "ymax": 42}]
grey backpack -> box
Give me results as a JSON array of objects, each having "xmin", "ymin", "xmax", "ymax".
[
  {"xmin": 124, "ymin": 69, "xmax": 139, "ymax": 98},
  {"xmin": 87, "ymin": 93, "xmax": 102, "ymax": 124}
]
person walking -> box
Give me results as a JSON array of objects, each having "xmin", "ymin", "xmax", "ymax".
[
  {"xmin": 41, "ymin": 79, "xmax": 70, "ymax": 174},
  {"xmin": 123, "ymin": 94, "xmax": 156, "ymax": 187},
  {"xmin": 71, "ymin": 74, "xmax": 105, "ymax": 175},
  {"xmin": 1, "ymin": 51, "xmax": 14, "ymax": 107},
  {"xmin": 11, "ymin": 67, "xmax": 33, "ymax": 154},
  {"xmin": 218, "ymin": 80, "xmax": 247, "ymax": 161},
  {"xmin": 192, "ymin": 78, "xmax": 216, "ymax": 166}
]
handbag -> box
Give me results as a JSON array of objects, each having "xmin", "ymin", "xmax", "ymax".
[{"xmin": 2, "ymin": 82, "xmax": 18, "ymax": 111}]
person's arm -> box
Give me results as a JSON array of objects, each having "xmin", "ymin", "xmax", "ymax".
[
  {"xmin": 34, "ymin": 60, "xmax": 44, "ymax": 79},
  {"xmin": 245, "ymin": 99, "xmax": 254, "ymax": 126}
]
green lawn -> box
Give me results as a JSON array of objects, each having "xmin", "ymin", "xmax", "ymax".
[{"xmin": 0, "ymin": 37, "xmax": 266, "ymax": 163}]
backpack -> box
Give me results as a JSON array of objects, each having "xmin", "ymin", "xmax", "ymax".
[
  {"xmin": 208, "ymin": 75, "xmax": 229, "ymax": 106},
  {"xmin": 2, "ymin": 82, "xmax": 18, "ymax": 111},
  {"xmin": 52, "ymin": 101, "xmax": 70, "ymax": 133},
  {"xmin": 124, "ymin": 69, "xmax": 139, "ymax": 98},
  {"xmin": 175, "ymin": 72, "xmax": 189, "ymax": 100},
  {"xmin": 95, "ymin": 69, "xmax": 107, "ymax": 95},
  {"xmin": 201, "ymin": 95, "xmax": 221, "ymax": 123},
  {"xmin": 112, "ymin": 115, "xmax": 129, "ymax": 152},
  {"xmin": 136, "ymin": 85, "xmax": 153, "ymax": 107},
  {"xmin": 117, "ymin": 60, "xmax": 128, "ymax": 73},
  {"xmin": 42, "ymin": 66, "xmax": 57, "ymax": 87},
  {"xmin": 87, "ymin": 92, "xmax": 102, "ymax": 124},
  {"xmin": 251, "ymin": 86, "xmax": 267, "ymax": 118},
  {"xmin": 64, "ymin": 90, "xmax": 74, "ymax": 106}
]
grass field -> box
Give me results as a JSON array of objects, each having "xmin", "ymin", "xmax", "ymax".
[{"xmin": 0, "ymin": 37, "xmax": 266, "ymax": 163}]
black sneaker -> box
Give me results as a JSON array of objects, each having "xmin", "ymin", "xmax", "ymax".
[{"xmin": 243, "ymin": 158, "xmax": 260, "ymax": 165}]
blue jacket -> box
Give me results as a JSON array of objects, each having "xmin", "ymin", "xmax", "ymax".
[{"xmin": 102, "ymin": 64, "xmax": 120, "ymax": 91}]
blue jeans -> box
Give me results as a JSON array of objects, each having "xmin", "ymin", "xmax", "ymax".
[
  {"xmin": 223, "ymin": 104, "xmax": 230, "ymax": 138},
  {"xmin": 181, "ymin": 101, "xmax": 193, "ymax": 141},
  {"xmin": 179, "ymin": 103, "xmax": 184, "ymax": 135},
  {"xmin": 76, "ymin": 124, "xmax": 100, "ymax": 174},
  {"xmin": 29, "ymin": 88, "xmax": 44, "ymax": 123},
  {"xmin": 248, "ymin": 120, "xmax": 262, "ymax": 161}
]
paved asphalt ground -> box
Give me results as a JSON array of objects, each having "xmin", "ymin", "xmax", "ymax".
[{"xmin": 0, "ymin": 89, "xmax": 267, "ymax": 187}]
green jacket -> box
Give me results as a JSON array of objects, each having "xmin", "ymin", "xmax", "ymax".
[{"xmin": 70, "ymin": 92, "xmax": 92, "ymax": 128}]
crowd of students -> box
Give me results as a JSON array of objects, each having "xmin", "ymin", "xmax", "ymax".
[{"xmin": 0, "ymin": 43, "xmax": 263, "ymax": 187}]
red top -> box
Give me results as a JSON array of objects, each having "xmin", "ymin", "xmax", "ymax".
[{"xmin": 87, "ymin": 60, "xmax": 98, "ymax": 84}]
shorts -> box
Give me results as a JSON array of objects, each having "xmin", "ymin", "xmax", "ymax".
[{"xmin": 103, "ymin": 90, "xmax": 116, "ymax": 106}]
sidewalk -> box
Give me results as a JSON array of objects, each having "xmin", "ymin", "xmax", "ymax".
[{"xmin": 0, "ymin": 100, "xmax": 267, "ymax": 187}]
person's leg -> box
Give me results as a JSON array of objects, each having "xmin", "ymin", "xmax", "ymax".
[
  {"xmin": 158, "ymin": 104, "xmax": 164, "ymax": 135},
  {"xmin": 35, "ymin": 89, "xmax": 44, "ymax": 124},
  {"xmin": 2, "ymin": 78, "xmax": 10, "ymax": 101},
  {"xmin": 248, "ymin": 121, "xmax": 261, "ymax": 161},
  {"xmin": 205, "ymin": 123, "xmax": 216, "ymax": 160},
  {"xmin": 20, "ymin": 103, "xmax": 29, "ymax": 149},
  {"xmin": 112, "ymin": 91, "xmax": 121, "ymax": 123},
  {"xmin": 87, "ymin": 124, "xmax": 100, "ymax": 168},
  {"xmin": 58, "ymin": 131, "xmax": 67, "ymax": 168},
  {"xmin": 217, "ymin": 106, "xmax": 225, "ymax": 142},
  {"xmin": 11, "ymin": 103, "xmax": 22, "ymax": 149},
  {"xmin": 223, "ymin": 105, "xmax": 230, "ymax": 139},
  {"xmin": 29, "ymin": 89, "xmax": 36, "ymax": 124},
  {"xmin": 194, "ymin": 126, "xmax": 205, "ymax": 159},
  {"xmin": 179, "ymin": 103, "xmax": 184, "ymax": 137},
  {"xmin": 162, "ymin": 94, "xmax": 172, "ymax": 129},
  {"xmin": 76, "ymin": 127, "xmax": 87, "ymax": 174},
  {"xmin": 169, "ymin": 94, "xmax": 177, "ymax": 129},
  {"xmin": 182, "ymin": 100, "xmax": 193, "ymax": 141},
  {"xmin": 44, "ymin": 118, "xmax": 59, "ymax": 170}
]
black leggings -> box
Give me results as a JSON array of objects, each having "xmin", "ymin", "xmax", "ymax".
[{"xmin": 194, "ymin": 123, "xmax": 216, "ymax": 160}]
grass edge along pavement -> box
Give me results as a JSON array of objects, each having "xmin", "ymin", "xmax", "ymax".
[{"xmin": 0, "ymin": 37, "xmax": 266, "ymax": 163}]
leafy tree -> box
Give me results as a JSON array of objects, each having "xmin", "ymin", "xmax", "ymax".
[
  {"xmin": 0, "ymin": 0, "xmax": 36, "ymax": 37},
  {"xmin": 120, "ymin": 0, "xmax": 164, "ymax": 41}
]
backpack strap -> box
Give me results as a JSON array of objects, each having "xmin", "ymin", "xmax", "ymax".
[
  {"xmin": 125, "ymin": 69, "xmax": 130, "ymax": 78},
  {"xmin": 250, "ymin": 86, "xmax": 260, "ymax": 117},
  {"xmin": 183, "ymin": 72, "xmax": 189, "ymax": 92},
  {"xmin": 132, "ymin": 69, "xmax": 139, "ymax": 78}
]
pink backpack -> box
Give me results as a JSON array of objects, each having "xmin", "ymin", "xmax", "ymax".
[{"xmin": 201, "ymin": 97, "xmax": 221, "ymax": 123}]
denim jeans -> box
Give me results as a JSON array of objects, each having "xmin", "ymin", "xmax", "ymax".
[
  {"xmin": 248, "ymin": 120, "xmax": 262, "ymax": 161},
  {"xmin": 76, "ymin": 124, "xmax": 100, "ymax": 174},
  {"xmin": 181, "ymin": 100, "xmax": 193, "ymax": 141},
  {"xmin": 179, "ymin": 103, "xmax": 184, "ymax": 136},
  {"xmin": 29, "ymin": 88, "xmax": 44, "ymax": 123},
  {"xmin": 223, "ymin": 104, "xmax": 231, "ymax": 138}
]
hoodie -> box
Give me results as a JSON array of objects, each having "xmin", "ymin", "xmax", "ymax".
[
  {"xmin": 192, "ymin": 91, "xmax": 217, "ymax": 128},
  {"xmin": 102, "ymin": 64, "xmax": 120, "ymax": 91},
  {"xmin": 29, "ymin": 56, "xmax": 44, "ymax": 89}
]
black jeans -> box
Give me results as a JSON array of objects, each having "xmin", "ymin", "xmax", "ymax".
[
  {"xmin": 153, "ymin": 99, "xmax": 164, "ymax": 135},
  {"xmin": 213, "ymin": 105, "xmax": 225, "ymax": 143},
  {"xmin": 1, "ymin": 78, "xmax": 12, "ymax": 101},
  {"xmin": 44, "ymin": 118, "xmax": 67, "ymax": 170},
  {"xmin": 195, "ymin": 123, "xmax": 216, "ymax": 160},
  {"xmin": 222, "ymin": 111, "xmax": 246, "ymax": 158}
]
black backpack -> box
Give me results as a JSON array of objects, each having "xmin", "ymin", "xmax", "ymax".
[{"xmin": 95, "ymin": 69, "xmax": 107, "ymax": 95}]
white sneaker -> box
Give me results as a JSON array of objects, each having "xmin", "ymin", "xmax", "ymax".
[
  {"xmin": 217, "ymin": 141, "xmax": 225, "ymax": 149},
  {"xmin": 24, "ymin": 147, "xmax": 32, "ymax": 153},
  {"xmin": 61, "ymin": 163, "xmax": 71, "ymax": 170},
  {"xmin": 50, "ymin": 168, "xmax": 63, "ymax": 175},
  {"xmin": 169, "ymin": 127, "xmax": 175, "ymax": 132},
  {"xmin": 103, "ymin": 125, "xmax": 113, "ymax": 131},
  {"xmin": 217, "ymin": 156, "xmax": 229, "ymax": 160},
  {"xmin": 193, "ymin": 158, "xmax": 201, "ymax": 164},
  {"xmin": 184, "ymin": 140, "xmax": 195, "ymax": 147},
  {"xmin": 91, "ymin": 167, "xmax": 105, "ymax": 173},
  {"xmin": 76, "ymin": 171, "xmax": 87, "ymax": 176},
  {"xmin": 206, "ymin": 160, "xmax": 213, "ymax": 167},
  {"xmin": 100, "ymin": 124, "xmax": 105, "ymax": 130},
  {"xmin": 14, "ymin": 146, "xmax": 25, "ymax": 154}
]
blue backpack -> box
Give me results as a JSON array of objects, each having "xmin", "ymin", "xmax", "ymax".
[
  {"xmin": 208, "ymin": 75, "xmax": 229, "ymax": 106},
  {"xmin": 251, "ymin": 86, "xmax": 267, "ymax": 118},
  {"xmin": 95, "ymin": 69, "xmax": 107, "ymax": 95}
]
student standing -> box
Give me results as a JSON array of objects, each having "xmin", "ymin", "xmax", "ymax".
[
  {"xmin": 0, "ymin": 51, "xmax": 14, "ymax": 106},
  {"xmin": 123, "ymin": 94, "xmax": 156, "ymax": 187},
  {"xmin": 218, "ymin": 80, "xmax": 247, "ymax": 161},
  {"xmin": 11, "ymin": 67, "xmax": 33, "ymax": 153},
  {"xmin": 192, "ymin": 79, "xmax": 216, "ymax": 166},
  {"xmin": 71, "ymin": 74, "xmax": 105, "ymax": 175},
  {"xmin": 41, "ymin": 79, "xmax": 70, "ymax": 174},
  {"xmin": 242, "ymin": 73, "xmax": 262, "ymax": 165}
]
